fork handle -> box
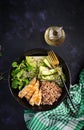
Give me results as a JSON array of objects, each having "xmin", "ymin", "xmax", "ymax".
[{"xmin": 60, "ymin": 75, "xmax": 76, "ymax": 110}]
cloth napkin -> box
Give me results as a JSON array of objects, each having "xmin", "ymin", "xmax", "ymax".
[{"xmin": 24, "ymin": 69, "xmax": 84, "ymax": 130}]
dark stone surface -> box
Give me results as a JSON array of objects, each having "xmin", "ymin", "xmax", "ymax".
[{"xmin": 0, "ymin": 0, "xmax": 84, "ymax": 130}]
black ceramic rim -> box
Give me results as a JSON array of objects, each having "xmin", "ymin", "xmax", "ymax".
[{"xmin": 8, "ymin": 48, "xmax": 71, "ymax": 111}]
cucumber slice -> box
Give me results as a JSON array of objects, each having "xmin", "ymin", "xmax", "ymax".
[{"xmin": 43, "ymin": 58, "xmax": 52, "ymax": 68}]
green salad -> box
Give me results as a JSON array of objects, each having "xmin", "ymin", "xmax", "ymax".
[{"xmin": 11, "ymin": 56, "xmax": 66, "ymax": 90}]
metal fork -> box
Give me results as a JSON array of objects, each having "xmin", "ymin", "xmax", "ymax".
[
  {"xmin": 48, "ymin": 50, "xmax": 76, "ymax": 111},
  {"xmin": 48, "ymin": 50, "xmax": 59, "ymax": 67}
]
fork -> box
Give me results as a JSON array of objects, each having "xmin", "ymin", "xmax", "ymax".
[
  {"xmin": 48, "ymin": 50, "xmax": 76, "ymax": 111},
  {"xmin": 48, "ymin": 50, "xmax": 59, "ymax": 67}
]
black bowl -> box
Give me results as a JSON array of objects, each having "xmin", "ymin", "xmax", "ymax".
[{"xmin": 8, "ymin": 48, "xmax": 71, "ymax": 111}]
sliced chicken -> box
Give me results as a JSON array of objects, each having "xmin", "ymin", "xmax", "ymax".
[
  {"xmin": 34, "ymin": 89, "xmax": 42, "ymax": 106},
  {"xmin": 24, "ymin": 86, "xmax": 36, "ymax": 100},
  {"xmin": 25, "ymin": 80, "xmax": 40, "ymax": 101},
  {"xmin": 18, "ymin": 77, "xmax": 36, "ymax": 98},
  {"xmin": 29, "ymin": 81, "xmax": 42, "ymax": 106},
  {"xmin": 29, "ymin": 77, "xmax": 37, "ymax": 86}
]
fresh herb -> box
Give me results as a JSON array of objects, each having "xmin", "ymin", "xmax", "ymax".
[
  {"xmin": 11, "ymin": 56, "xmax": 38, "ymax": 90},
  {"xmin": 11, "ymin": 56, "xmax": 66, "ymax": 90}
]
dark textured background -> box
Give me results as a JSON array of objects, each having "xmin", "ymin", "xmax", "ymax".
[{"xmin": 0, "ymin": 0, "xmax": 84, "ymax": 130}]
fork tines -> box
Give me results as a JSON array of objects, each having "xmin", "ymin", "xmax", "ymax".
[{"xmin": 48, "ymin": 50, "xmax": 59, "ymax": 66}]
